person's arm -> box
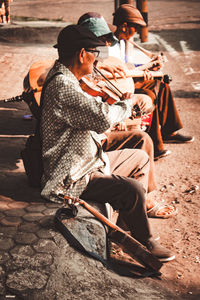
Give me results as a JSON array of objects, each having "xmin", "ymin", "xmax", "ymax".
[{"xmin": 56, "ymin": 77, "xmax": 134, "ymax": 134}]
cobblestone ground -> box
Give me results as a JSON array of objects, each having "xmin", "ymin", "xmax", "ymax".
[{"xmin": 0, "ymin": 198, "xmax": 60, "ymax": 297}]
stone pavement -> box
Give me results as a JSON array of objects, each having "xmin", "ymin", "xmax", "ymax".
[
  {"xmin": 0, "ymin": 194, "xmax": 109, "ymax": 299},
  {"xmin": 0, "ymin": 198, "xmax": 61, "ymax": 296}
]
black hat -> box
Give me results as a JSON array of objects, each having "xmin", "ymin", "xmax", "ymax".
[{"xmin": 54, "ymin": 24, "xmax": 106, "ymax": 55}]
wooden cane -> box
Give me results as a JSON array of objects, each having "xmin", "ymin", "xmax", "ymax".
[{"xmin": 58, "ymin": 194, "xmax": 163, "ymax": 272}]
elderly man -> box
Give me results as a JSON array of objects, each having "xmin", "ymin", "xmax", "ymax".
[
  {"xmin": 109, "ymin": 4, "xmax": 194, "ymax": 159},
  {"xmin": 40, "ymin": 24, "xmax": 175, "ymax": 262}
]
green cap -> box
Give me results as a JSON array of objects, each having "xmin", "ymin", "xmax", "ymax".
[{"xmin": 78, "ymin": 13, "xmax": 118, "ymax": 46}]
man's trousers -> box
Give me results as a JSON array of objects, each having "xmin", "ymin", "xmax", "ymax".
[
  {"xmin": 102, "ymin": 129, "xmax": 156, "ymax": 193},
  {"xmin": 80, "ymin": 148, "xmax": 152, "ymax": 244},
  {"xmin": 135, "ymin": 80, "xmax": 183, "ymax": 152}
]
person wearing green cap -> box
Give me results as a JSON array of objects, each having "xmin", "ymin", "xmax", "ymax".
[
  {"xmin": 79, "ymin": 6, "xmax": 194, "ymax": 159},
  {"xmin": 78, "ymin": 12, "xmax": 127, "ymax": 80},
  {"xmin": 40, "ymin": 24, "xmax": 175, "ymax": 262}
]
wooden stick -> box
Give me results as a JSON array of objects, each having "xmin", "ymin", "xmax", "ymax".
[
  {"xmin": 128, "ymin": 39, "xmax": 156, "ymax": 60},
  {"xmin": 61, "ymin": 194, "xmax": 163, "ymax": 272}
]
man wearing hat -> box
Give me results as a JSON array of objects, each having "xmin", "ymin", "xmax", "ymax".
[
  {"xmin": 40, "ymin": 24, "xmax": 175, "ymax": 262},
  {"xmin": 110, "ymin": 4, "xmax": 194, "ymax": 158}
]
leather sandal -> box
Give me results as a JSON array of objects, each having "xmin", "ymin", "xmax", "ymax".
[{"xmin": 147, "ymin": 201, "xmax": 178, "ymax": 219}]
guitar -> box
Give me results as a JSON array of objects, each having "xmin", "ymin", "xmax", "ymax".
[
  {"xmin": 99, "ymin": 56, "xmax": 169, "ymax": 82},
  {"xmin": 24, "ymin": 60, "xmax": 54, "ymax": 105}
]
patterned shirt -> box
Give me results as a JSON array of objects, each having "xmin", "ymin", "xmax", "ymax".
[{"xmin": 40, "ymin": 60, "xmax": 133, "ymax": 202}]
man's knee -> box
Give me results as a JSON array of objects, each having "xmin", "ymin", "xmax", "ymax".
[
  {"xmin": 121, "ymin": 148, "xmax": 150, "ymax": 171},
  {"xmin": 130, "ymin": 149, "xmax": 150, "ymax": 189},
  {"xmin": 133, "ymin": 130, "xmax": 153, "ymax": 146},
  {"xmin": 141, "ymin": 131, "xmax": 154, "ymax": 155},
  {"xmin": 110, "ymin": 176, "xmax": 146, "ymax": 211}
]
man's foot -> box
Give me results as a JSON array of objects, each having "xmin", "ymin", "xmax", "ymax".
[
  {"xmin": 146, "ymin": 200, "xmax": 177, "ymax": 219},
  {"xmin": 145, "ymin": 237, "xmax": 175, "ymax": 262},
  {"xmin": 163, "ymin": 133, "xmax": 194, "ymax": 144},
  {"xmin": 154, "ymin": 149, "xmax": 171, "ymax": 161}
]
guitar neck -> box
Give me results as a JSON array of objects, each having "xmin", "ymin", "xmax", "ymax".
[
  {"xmin": 125, "ymin": 68, "xmax": 164, "ymax": 79},
  {"xmin": 3, "ymin": 94, "xmax": 24, "ymax": 103},
  {"xmin": 3, "ymin": 89, "xmax": 38, "ymax": 104},
  {"xmin": 105, "ymin": 68, "xmax": 163, "ymax": 80}
]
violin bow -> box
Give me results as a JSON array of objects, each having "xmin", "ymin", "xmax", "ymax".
[{"xmin": 93, "ymin": 66, "xmax": 123, "ymax": 98}]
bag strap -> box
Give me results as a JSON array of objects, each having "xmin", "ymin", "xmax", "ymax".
[
  {"xmin": 39, "ymin": 71, "xmax": 63, "ymax": 117},
  {"xmin": 35, "ymin": 71, "xmax": 63, "ymax": 136}
]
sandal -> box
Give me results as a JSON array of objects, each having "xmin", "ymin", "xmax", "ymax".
[{"xmin": 147, "ymin": 201, "xmax": 178, "ymax": 219}]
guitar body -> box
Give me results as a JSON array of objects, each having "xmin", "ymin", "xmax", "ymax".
[
  {"xmin": 98, "ymin": 56, "xmax": 135, "ymax": 94},
  {"xmin": 24, "ymin": 59, "xmax": 54, "ymax": 105}
]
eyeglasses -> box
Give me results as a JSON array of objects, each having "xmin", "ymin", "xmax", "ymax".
[{"xmin": 85, "ymin": 49, "xmax": 100, "ymax": 58}]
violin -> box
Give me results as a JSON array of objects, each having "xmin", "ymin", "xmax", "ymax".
[
  {"xmin": 80, "ymin": 76, "xmax": 121, "ymax": 104},
  {"xmin": 80, "ymin": 67, "xmax": 145, "ymax": 122},
  {"xmin": 80, "ymin": 65, "xmax": 130, "ymax": 105}
]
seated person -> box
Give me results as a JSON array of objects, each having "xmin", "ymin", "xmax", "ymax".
[
  {"xmin": 78, "ymin": 12, "xmax": 177, "ymax": 218},
  {"xmin": 40, "ymin": 24, "xmax": 175, "ymax": 261},
  {"xmin": 99, "ymin": 4, "xmax": 194, "ymax": 159}
]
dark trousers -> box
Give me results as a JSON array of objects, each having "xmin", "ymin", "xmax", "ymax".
[
  {"xmin": 80, "ymin": 149, "xmax": 152, "ymax": 244},
  {"xmin": 135, "ymin": 80, "xmax": 183, "ymax": 152},
  {"xmin": 102, "ymin": 129, "xmax": 156, "ymax": 193}
]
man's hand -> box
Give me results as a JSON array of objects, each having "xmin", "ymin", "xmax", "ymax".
[
  {"xmin": 98, "ymin": 63, "xmax": 127, "ymax": 80},
  {"xmin": 112, "ymin": 121, "xmax": 127, "ymax": 131},
  {"xmin": 149, "ymin": 55, "xmax": 165, "ymax": 71},
  {"xmin": 133, "ymin": 94, "xmax": 154, "ymax": 114},
  {"xmin": 143, "ymin": 69, "xmax": 153, "ymax": 80}
]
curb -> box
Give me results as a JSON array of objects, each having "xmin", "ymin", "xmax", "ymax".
[
  {"xmin": 0, "ymin": 21, "xmax": 161, "ymax": 50},
  {"xmin": 0, "ymin": 21, "xmax": 71, "ymax": 44}
]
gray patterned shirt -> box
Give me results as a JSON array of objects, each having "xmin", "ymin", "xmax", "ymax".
[{"xmin": 40, "ymin": 60, "xmax": 134, "ymax": 202}]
